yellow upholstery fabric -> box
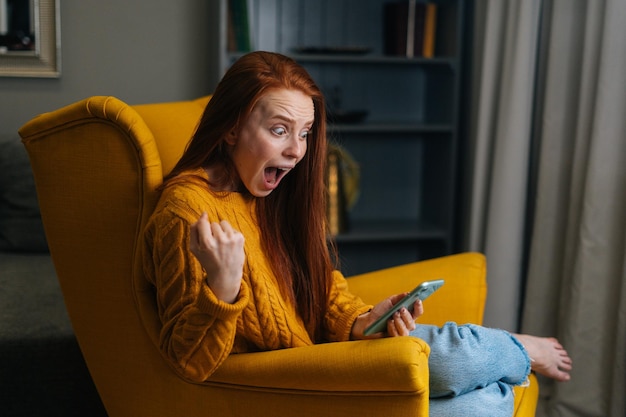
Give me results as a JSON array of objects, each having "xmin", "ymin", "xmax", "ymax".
[{"xmin": 19, "ymin": 96, "xmax": 537, "ymax": 417}]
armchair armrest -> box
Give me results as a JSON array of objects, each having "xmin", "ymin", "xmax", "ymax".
[{"xmin": 209, "ymin": 337, "xmax": 429, "ymax": 394}]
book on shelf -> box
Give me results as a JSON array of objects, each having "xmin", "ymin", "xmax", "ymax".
[
  {"xmin": 422, "ymin": 3, "xmax": 437, "ymax": 58},
  {"xmin": 384, "ymin": 1, "xmax": 438, "ymax": 58},
  {"xmin": 228, "ymin": 0, "xmax": 252, "ymax": 53}
]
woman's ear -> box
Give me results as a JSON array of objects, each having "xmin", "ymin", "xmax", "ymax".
[{"xmin": 225, "ymin": 129, "xmax": 237, "ymax": 145}]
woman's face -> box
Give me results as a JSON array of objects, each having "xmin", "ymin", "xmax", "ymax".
[{"xmin": 229, "ymin": 88, "xmax": 314, "ymax": 197}]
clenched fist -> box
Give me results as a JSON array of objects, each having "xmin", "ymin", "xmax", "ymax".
[{"xmin": 190, "ymin": 213, "xmax": 245, "ymax": 303}]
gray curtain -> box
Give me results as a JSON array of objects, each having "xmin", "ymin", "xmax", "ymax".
[
  {"xmin": 521, "ymin": 0, "xmax": 626, "ymax": 415},
  {"xmin": 468, "ymin": 0, "xmax": 626, "ymax": 416},
  {"xmin": 467, "ymin": 0, "xmax": 543, "ymax": 331}
]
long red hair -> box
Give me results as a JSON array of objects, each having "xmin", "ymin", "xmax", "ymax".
[{"xmin": 166, "ymin": 51, "xmax": 333, "ymax": 342}]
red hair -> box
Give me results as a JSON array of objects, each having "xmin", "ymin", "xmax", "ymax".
[{"xmin": 166, "ymin": 51, "xmax": 333, "ymax": 342}]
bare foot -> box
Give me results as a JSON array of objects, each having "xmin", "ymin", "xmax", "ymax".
[{"xmin": 514, "ymin": 334, "xmax": 572, "ymax": 381}]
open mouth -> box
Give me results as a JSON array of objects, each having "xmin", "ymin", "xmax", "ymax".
[{"xmin": 264, "ymin": 167, "xmax": 289, "ymax": 186}]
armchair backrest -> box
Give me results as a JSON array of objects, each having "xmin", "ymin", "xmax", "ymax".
[{"xmin": 19, "ymin": 96, "xmax": 210, "ymax": 416}]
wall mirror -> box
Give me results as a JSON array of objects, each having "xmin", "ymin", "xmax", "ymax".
[{"xmin": 0, "ymin": 0, "xmax": 60, "ymax": 77}]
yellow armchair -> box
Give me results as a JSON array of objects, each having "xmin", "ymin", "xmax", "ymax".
[{"xmin": 19, "ymin": 96, "xmax": 537, "ymax": 417}]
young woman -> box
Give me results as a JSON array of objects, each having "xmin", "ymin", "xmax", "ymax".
[{"xmin": 143, "ymin": 51, "xmax": 571, "ymax": 415}]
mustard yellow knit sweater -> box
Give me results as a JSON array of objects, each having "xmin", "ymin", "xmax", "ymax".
[{"xmin": 142, "ymin": 169, "xmax": 371, "ymax": 382}]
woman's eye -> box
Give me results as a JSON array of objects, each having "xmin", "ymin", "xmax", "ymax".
[
  {"xmin": 300, "ymin": 130, "xmax": 310, "ymax": 139},
  {"xmin": 271, "ymin": 126, "xmax": 286, "ymax": 136}
]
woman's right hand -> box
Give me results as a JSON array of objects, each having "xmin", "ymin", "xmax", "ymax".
[{"xmin": 189, "ymin": 213, "xmax": 245, "ymax": 304}]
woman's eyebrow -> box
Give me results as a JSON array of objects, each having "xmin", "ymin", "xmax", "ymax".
[
  {"xmin": 269, "ymin": 114, "xmax": 294, "ymax": 122},
  {"xmin": 269, "ymin": 113, "xmax": 314, "ymax": 126}
]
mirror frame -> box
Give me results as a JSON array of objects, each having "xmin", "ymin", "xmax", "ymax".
[{"xmin": 0, "ymin": 0, "xmax": 60, "ymax": 78}]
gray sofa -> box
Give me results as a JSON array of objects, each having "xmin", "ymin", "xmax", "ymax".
[{"xmin": 0, "ymin": 135, "xmax": 106, "ymax": 416}]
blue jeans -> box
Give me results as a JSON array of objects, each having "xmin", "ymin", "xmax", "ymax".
[{"xmin": 410, "ymin": 322, "xmax": 531, "ymax": 417}]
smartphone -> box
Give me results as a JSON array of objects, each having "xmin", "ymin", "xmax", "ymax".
[{"xmin": 363, "ymin": 279, "xmax": 445, "ymax": 336}]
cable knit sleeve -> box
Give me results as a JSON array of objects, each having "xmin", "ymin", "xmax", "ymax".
[
  {"xmin": 323, "ymin": 270, "xmax": 372, "ymax": 342},
  {"xmin": 143, "ymin": 206, "xmax": 250, "ymax": 383}
]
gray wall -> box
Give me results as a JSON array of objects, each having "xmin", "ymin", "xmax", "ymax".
[{"xmin": 0, "ymin": 0, "xmax": 219, "ymax": 138}]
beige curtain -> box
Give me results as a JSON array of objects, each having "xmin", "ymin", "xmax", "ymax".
[
  {"xmin": 520, "ymin": 0, "xmax": 626, "ymax": 415},
  {"xmin": 466, "ymin": 0, "xmax": 543, "ymax": 331},
  {"xmin": 469, "ymin": 0, "xmax": 626, "ymax": 416}
]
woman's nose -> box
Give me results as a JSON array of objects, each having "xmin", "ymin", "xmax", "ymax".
[{"xmin": 284, "ymin": 136, "xmax": 306, "ymax": 160}]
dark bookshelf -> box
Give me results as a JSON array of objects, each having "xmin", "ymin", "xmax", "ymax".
[{"xmin": 215, "ymin": 0, "xmax": 469, "ymax": 276}]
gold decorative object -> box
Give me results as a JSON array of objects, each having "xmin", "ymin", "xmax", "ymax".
[{"xmin": 325, "ymin": 144, "xmax": 360, "ymax": 236}]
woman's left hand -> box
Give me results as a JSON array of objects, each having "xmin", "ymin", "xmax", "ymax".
[{"xmin": 351, "ymin": 293, "xmax": 424, "ymax": 340}]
